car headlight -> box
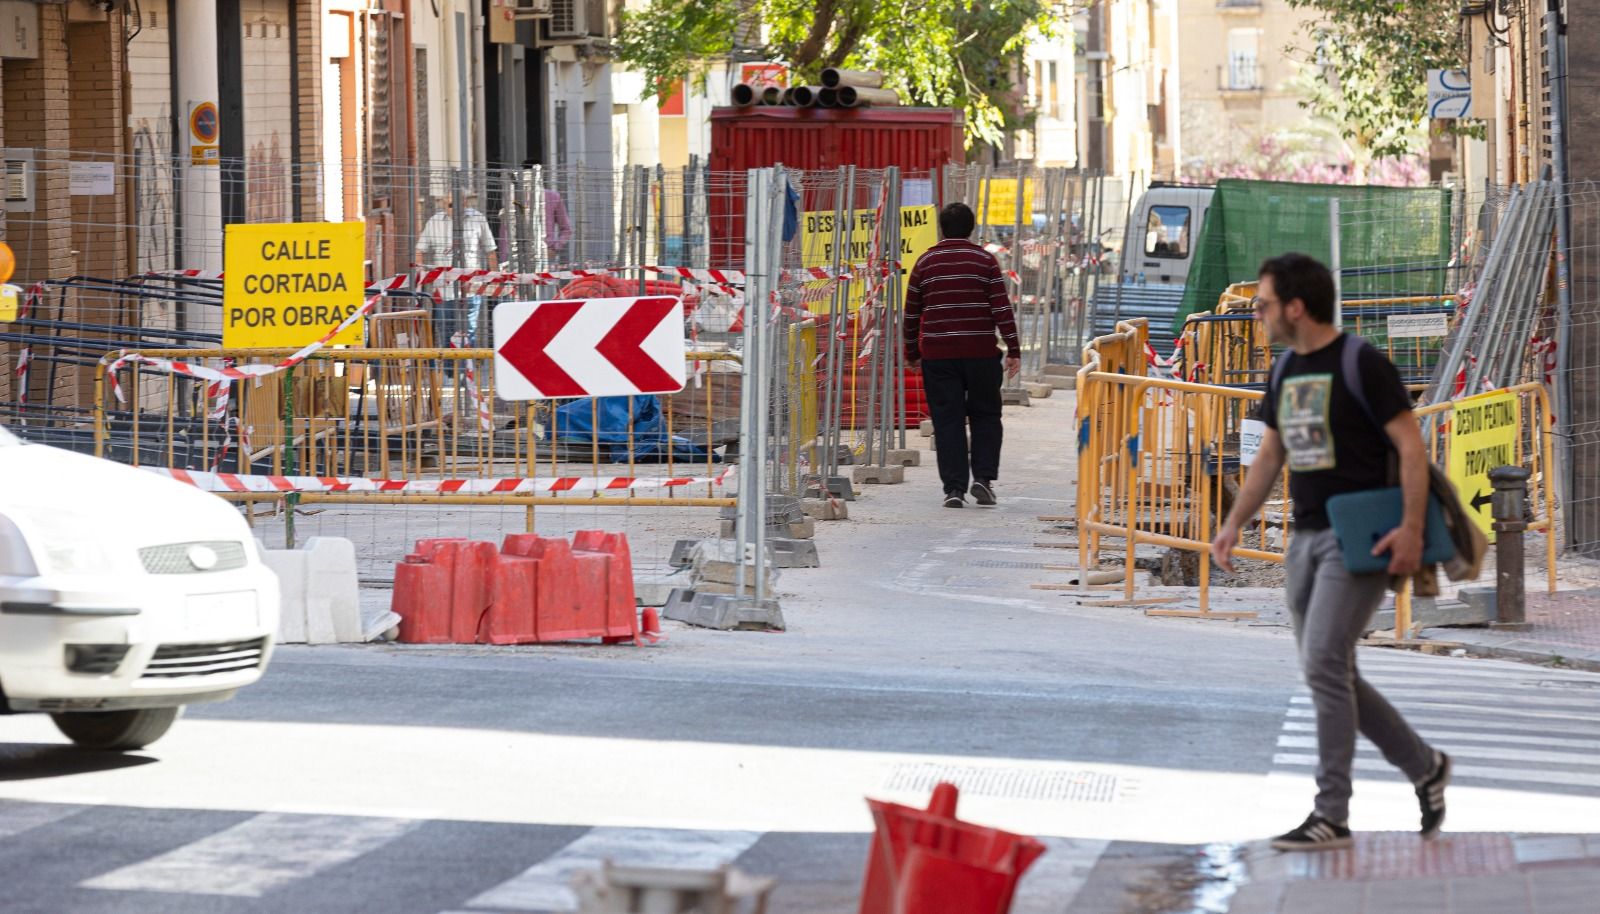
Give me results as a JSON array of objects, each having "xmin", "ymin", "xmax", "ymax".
[
  {"xmin": 1, "ymin": 509, "xmax": 110, "ymax": 575},
  {"xmin": 0, "ymin": 513, "xmax": 40, "ymax": 576}
]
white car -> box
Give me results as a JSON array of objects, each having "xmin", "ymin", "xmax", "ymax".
[{"xmin": 0, "ymin": 425, "xmax": 278, "ymax": 750}]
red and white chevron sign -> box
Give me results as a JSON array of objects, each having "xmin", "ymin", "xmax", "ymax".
[{"xmin": 493, "ymin": 296, "xmax": 687, "ymax": 400}]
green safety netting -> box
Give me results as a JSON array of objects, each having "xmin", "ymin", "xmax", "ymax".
[{"xmin": 1175, "ymin": 179, "xmax": 1454, "ymax": 333}]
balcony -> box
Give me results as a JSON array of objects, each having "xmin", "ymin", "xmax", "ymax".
[{"xmin": 1218, "ymin": 58, "xmax": 1263, "ymax": 93}]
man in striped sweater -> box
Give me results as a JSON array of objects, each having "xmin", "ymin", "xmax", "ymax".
[{"xmin": 904, "ymin": 203, "xmax": 1022, "ymax": 508}]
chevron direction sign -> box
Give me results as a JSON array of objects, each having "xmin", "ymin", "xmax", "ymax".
[{"xmin": 493, "ymin": 296, "xmax": 687, "ymax": 400}]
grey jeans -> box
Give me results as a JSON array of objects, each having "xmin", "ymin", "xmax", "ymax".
[{"xmin": 1286, "ymin": 527, "xmax": 1435, "ymax": 823}]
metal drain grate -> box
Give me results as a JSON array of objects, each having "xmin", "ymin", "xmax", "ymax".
[
  {"xmin": 966, "ymin": 540, "xmax": 1039, "ymax": 548},
  {"xmin": 882, "ymin": 763, "xmax": 1125, "ymax": 804},
  {"xmin": 965, "ymin": 559, "xmax": 1047, "ymax": 569}
]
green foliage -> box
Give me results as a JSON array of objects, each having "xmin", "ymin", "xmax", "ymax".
[
  {"xmin": 1284, "ymin": 0, "xmax": 1467, "ymax": 160},
  {"xmin": 615, "ymin": 0, "xmax": 1065, "ymax": 150}
]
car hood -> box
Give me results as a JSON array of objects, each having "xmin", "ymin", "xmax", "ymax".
[{"xmin": 0, "ymin": 444, "xmax": 252, "ymax": 549}]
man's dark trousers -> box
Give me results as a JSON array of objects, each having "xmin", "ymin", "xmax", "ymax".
[{"xmin": 922, "ymin": 355, "xmax": 1004, "ymax": 496}]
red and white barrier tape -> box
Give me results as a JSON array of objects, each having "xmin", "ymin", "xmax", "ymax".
[
  {"xmin": 151, "ymin": 465, "xmax": 735, "ymax": 494},
  {"xmin": 106, "ymin": 295, "xmax": 381, "ymax": 402},
  {"xmin": 13, "ymin": 282, "xmax": 42, "ymax": 404}
]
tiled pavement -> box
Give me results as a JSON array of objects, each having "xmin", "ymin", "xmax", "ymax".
[
  {"xmin": 1421, "ymin": 586, "xmax": 1600, "ymax": 671},
  {"xmin": 1225, "ymin": 832, "xmax": 1600, "ymax": 914}
]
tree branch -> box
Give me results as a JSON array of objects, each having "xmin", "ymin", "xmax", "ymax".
[{"xmin": 793, "ymin": 0, "xmax": 840, "ymax": 69}]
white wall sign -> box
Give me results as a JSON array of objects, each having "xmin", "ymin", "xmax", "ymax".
[
  {"xmin": 1427, "ymin": 69, "xmax": 1471, "ymax": 119},
  {"xmin": 1239, "ymin": 418, "xmax": 1266, "ymax": 467},
  {"xmin": 69, "ymin": 162, "xmax": 117, "ymax": 197},
  {"xmin": 1387, "ymin": 312, "xmax": 1450, "ymax": 339}
]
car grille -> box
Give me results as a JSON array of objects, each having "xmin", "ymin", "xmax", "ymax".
[
  {"xmin": 140, "ymin": 638, "xmax": 267, "ymax": 679},
  {"xmin": 139, "ymin": 541, "xmax": 248, "ymax": 575}
]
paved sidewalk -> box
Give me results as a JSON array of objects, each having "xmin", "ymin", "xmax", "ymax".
[
  {"xmin": 1416, "ymin": 585, "xmax": 1600, "ymax": 671},
  {"xmin": 1223, "ymin": 832, "xmax": 1600, "ymax": 914}
]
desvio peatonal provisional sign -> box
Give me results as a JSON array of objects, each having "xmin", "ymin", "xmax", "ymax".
[
  {"xmin": 223, "ymin": 222, "xmax": 365, "ymax": 348},
  {"xmin": 493, "ymin": 296, "xmax": 686, "ymax": 400}
]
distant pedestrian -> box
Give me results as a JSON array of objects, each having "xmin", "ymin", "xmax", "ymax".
[
  {"xmin": 904, "ymin": 202, "xmax": 1022, "ymax": 509},
  {"xmin": 415, "ymin": 195, "xmax": 496, "ymax": 347},
  {"xmin": 1211, "ymin": 253, "xmax": 1450, "ymax": 851}
]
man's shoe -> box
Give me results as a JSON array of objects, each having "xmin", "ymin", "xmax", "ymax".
[
  {"xmin": 943, "ymin": 494, "xmax": 965, "ymax": 508},
  {"xmin": 1270, "ymin": 813, "xmax": 1352, "ymax": 852},
  {"xmin": 1417, "ymin": 751, "xmax": 1451, "ymax": 838},
  {"xmin": 970, "ymin": 480, "xmax": 997, "ymax": 506}
]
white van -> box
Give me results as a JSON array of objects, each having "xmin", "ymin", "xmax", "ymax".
[
  {"xmin": 0, "ymin": 425, "xmax": 278, "ymax": 750},
  {"xmin": 1119, "ymin": 184, "xmax": 1214, "ymax": 287}
]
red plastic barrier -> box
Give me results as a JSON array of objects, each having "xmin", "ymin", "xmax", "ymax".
[
  {"xmin": 482, "ymin": 555, "xmax": 538, "ymax": 644},
  {"xmin": 503, "ymin": 534, "xmax": 592, "ymax": 642},
  {"xmin": 859, "ymin": 783, "xmax": 1045, "ymax": 914},
  {"xmin": 395, "ymin": 532, "xmax": 645, "ymax": 646},
  {"xmin": 573, "ymin": 530, "xmax": 640, "ymax": 644},
  {"xmin": 393, "ymin": 557, "xmax": 451, "ymax": 643}
]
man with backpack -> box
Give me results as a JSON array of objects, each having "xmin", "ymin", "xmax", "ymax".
[{"xmin": 1211, "ymin": 253, "xmax": 1450, "ymax": 851}]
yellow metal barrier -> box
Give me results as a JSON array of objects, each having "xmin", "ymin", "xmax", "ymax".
[
  {"xmin": 1077, "ymin": 322, "xmax": 1558, "ymax": 627},
  {"xmin": 93, "ymin": 348, "xmax": 744, "ymax": 537}
]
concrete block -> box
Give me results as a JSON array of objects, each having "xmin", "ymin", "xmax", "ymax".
[
  {"xmin": 800, "ymin": 497, "xmax": 849, "ymax": 521},
  {"xmin": 689, "ymin": 539, "xmax": 780, "ymax": 589},
  {"xmin": 1048, "ymin": 373, "xmax": 1077, "ymax": 390},
  {"xmin": 886, "ymin": 448, "xmax": 922, "ymax": 467},
  {"xmin": 1042, "ymin": 363, "xmax": 1078, "ymax": 377},
  {"xmin": 1024, "ymin": 382, "xmax": 1054, "ymax": 399},
  {"xmin": 1370, "ymin": 595, "xmax": 1495, "ymax": 634},
  {"xmin": 802, "ymin": 474, "xmax": 856, "ymax": 501},
  {"xmin": 852, "ymin": 464, "xmax": 905, "ymax": 485},
  {"xmin": 767, "ymin": 537, "xmax": 821, "ymax": 568},
  {"xmin": 919, "ymin": 419, "xmax": 934, "ymax": 437},
  {"xmin": 1000, "ymin": 388, "xmax": 1032, "ymax": 407},
  {"xmin": 718, "ymin": 518, "xmax": 815, "ymax": 540},
  {"xmin": 635, "ymin": 569, "xmax": 695, "ymax": 607},
  {"xmin": 262, "ymin": 536, "xmax": 362, "ymax": 644},
  {"xmin": 662, "ymin": 588, "xmax": 786, "ymax": 631}
]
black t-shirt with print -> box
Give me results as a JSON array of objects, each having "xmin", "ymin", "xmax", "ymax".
[{"xmin": 1262, "ymin": 334, "xmax": 1411, "ymax": 530}]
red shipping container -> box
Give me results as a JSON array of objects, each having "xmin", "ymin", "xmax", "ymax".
[{"xmin": 707, "ymin": 106, "xmax": 965, "ymax": 268}]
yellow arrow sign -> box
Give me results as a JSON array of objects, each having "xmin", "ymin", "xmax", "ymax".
[{"xmin": 1447, "ymin": 389, "xmax": 1520, "ymax": 542}]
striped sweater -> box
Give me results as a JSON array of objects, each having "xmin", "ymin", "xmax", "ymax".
[{"xmin": 903, "ymin": 238, "xmax": 1021, "ymax": 361}]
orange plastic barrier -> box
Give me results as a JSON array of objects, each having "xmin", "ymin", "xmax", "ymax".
[{"xmin": 394, "ymin": 533, "xmax": 640, "ymax": 645}]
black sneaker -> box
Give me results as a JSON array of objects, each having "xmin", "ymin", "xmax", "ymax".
[
  {"xmin": 970, "ymin": 480, "xmax": 997, "ymax": 506},
  {"xmin": 1270, "ymin": 813, "xmax": 1352, "ymax": 852},
  {"xmin": 1417, "ymin": 751, "xmax": 1451, "ymax": 838},
  {"xmin": 943, "ymin": 493, "xmax": 965, "ymax": 508}
]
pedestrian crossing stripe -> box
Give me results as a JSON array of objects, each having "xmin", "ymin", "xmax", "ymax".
[
  {"xmin": 464, "ymin": 828, "xmax": 762, "ymax": 912},
  {"xmin": 80, "ymin": 812, "xmax": 422, "ymax": 897},
  {"xmin": 1271, "ymin": 650, "xmax": 1600, "ymax": 797}
]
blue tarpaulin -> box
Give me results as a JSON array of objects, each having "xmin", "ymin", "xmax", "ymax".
[{"xmin": 548, "ymin": 396, "xmax": 715, "ymax": 462}]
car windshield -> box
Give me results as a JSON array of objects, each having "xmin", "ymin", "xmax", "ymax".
[{"xmin": 0, "ymin": 426, "xmax": 20, "ymax": 447}]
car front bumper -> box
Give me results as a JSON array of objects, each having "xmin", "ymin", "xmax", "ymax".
[{"xmin": 0, "ymin": 566, "xmax": 279, "ymax": 711}]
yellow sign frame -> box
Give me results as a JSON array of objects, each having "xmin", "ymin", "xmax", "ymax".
[
  {"xmin": 223, "ymin": 222, "xmax": 366, "ymax": 349},
  {"xmin": 797, "ymin": 206, "xmax": 938, "ymax": 312}
]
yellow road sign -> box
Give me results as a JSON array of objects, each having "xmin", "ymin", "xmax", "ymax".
[
  {"xmin": 1447, "ymin": 389, "xmax": 1520, "ymax": 541},
  {"xmin": 0, "ymin": 285, "xmax": 17, "ymax": 323},
  {"xmin": 797, "ymin": 206, "xmax": 937, "ymax": 312},
  {"xmin": 978, "ymin": 178, "xmax": 1034, "ymax": 226},
  {"xmin": 223, "ymin": 222, "xmax": 365, "ymax": 348}
]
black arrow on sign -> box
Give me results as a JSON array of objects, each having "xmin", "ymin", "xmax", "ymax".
[{"xmin": 1470, "ymin": 489, "xmax": 1492, "ymax": 513}]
